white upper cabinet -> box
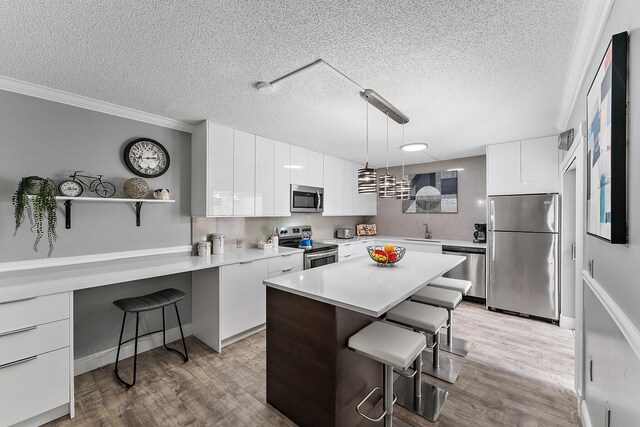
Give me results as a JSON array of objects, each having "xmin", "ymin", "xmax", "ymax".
[
  {"xmin": 308, "ymin": 150, "xmax": 324, "ymax": 187},
  {"xmin": 233, "ymin": 130, "xmax": 256, "ymax": 216},
  {"xmin": 353, "ymin": 162, "xmax": 377, "ymax": 216},
  {"xmin": 487, "ymin": 136, "xmax": 559, "ymax": 195},
  {"xmin": 255, "ymin": 136, "xmax": 275, "ymax": 216},
  {"xmin": 342, "ymin": 160, "xmax": 354, "ymax": 215},
  {"xmin": 290, "ymin": 145, "xmax": 308, "ymax": 186},
  {"xmin": 323, "ymin": 155, "xmax": 336, "ymax": 215},
  {"xmin": 333, "ymin": 157, "xmax": 345, "ymax": 215},
  {"xmin": 273, "ymin": 141, "xmax": 291, "ymax": 216}
]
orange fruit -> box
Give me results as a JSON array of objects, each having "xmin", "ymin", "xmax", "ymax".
[{"xmin": 384, "ymin": 244, "xmax": 395, "ymax": 253}]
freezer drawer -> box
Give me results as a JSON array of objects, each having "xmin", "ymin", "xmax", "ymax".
[
  {"xmin": 488, "ymin": 231, "xmax": 558, "ymax": 320},
  {"xmin": 442, "ymin": 247, "xmax": 486, "ymax": 300},
  {"xmin": 489, "ymin": 194, "xmax": 559, "ymax": 233}
]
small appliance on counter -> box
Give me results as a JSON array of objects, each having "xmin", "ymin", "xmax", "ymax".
[
  {"xmin": 356, "ymin": 224, "xmax": 377, "ymax": 236},
  {"xmin": 336, "ymin": 227, "xmax": 354, "ymax": 239},
  {"xmin": 277, "ymin": 225, "xmax": 338, "ymax": 269},
  {"xmin": 473, "ymin": 223, "xmax": 486, "ymax": 243}
]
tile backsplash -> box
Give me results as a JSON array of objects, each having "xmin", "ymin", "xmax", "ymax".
[{"xmin": 192, "ymin": 215, "xmax": 365, "ymax": 249}]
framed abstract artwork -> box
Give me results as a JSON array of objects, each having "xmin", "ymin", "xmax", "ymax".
[
  {"xmin": 401, "ymin": 171, "xmax": 458, "ymax": 213},
  {"xmin": 586, "ymin": 31, "xmax": 628, "ymax": 243}
]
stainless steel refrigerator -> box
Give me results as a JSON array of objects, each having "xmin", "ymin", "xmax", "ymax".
[{"xmin": 487, "ymin": 194, "xmax": 559, "ymax": 322}]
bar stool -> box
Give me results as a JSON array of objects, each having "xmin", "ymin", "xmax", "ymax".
[
  {"xmin": 429, "ymin": 277, "xmax": 472, "ymax": 296},
  {"xmin": 385, "ymin": 301, "xmax": 449, "ymax": 421},
  {"xmin": 348, "ymin": 321, "xmax": 426, "ymax": 427},
  {"xmin": 113, "ymin": 288, "xmax": 189, "ymax": 388}
]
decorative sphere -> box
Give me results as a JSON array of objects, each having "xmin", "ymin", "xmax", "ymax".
[{"xmin": 123, "ymin": 178, "xmax": 149, "ymax": 199}]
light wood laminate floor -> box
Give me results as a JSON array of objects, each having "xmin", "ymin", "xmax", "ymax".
[{"xmin": 47, "ymin": 302, "xmax": 579, "ymax": 426}]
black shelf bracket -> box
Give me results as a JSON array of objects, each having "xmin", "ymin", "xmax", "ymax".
[
  {"xmin": 64, "ymin": 200, "xmax": 72, "ymax": 229},
  {"xmin": 135, "ymin": 202, "xmax": 143, "ymax": 227}
]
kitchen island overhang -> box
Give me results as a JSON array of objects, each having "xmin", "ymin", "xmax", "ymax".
[{"xmin": 263, "ymin": 252, "xmax": 464, "ymax": 427}]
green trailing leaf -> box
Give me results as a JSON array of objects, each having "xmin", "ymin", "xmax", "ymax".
[{"xmin": 12, "ymin": 176, "xmax": 58, "ymax": 257}]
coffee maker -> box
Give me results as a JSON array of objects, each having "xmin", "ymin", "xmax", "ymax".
[{"xmin": 473, "ymin": 223, "xmax": 487, "ymax": 243}]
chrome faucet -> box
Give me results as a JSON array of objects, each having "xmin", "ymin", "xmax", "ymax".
[{"xmin": 424, "ymin": 223, "xmax": 432, "ymax": 239}]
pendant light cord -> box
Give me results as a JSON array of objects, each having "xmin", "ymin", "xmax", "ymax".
[
  {"xmin": 402, "ymin": 123, "xmax": 405, "ymax": 177},
  {"xmin": 386, "ymin": 111, "xmax": 390, "ymax": 173},
  {"xmin": 366, "ymin": 101, "xmax": 369, "ymax": 165}
]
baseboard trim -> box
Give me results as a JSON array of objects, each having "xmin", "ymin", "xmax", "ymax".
[
  {"xmin": 0, "ymin": 75, "xmax": 194, "ymax": 133},
  {"xmin": 221, "ymin": 324, "xmax": 265, "ymax": 348},
  {"xmin": 12, "ymin": 403, "xmax": 70, "ymax": 426},
  {"xmin": 559, "ymin": 315, "xmax": 576, "ymax": 330},
  {"xmin": 0, "ymin": 245, "xmax": 193, "ymax": 272},
  {"xmin": 583, "ymin": 270, "xmax": 640, "ymax": 360},
  {"xmin": 74, "ymin": 323, "xmax": 192, "ymax": 376},
  {"xmin": 580, "ymin": 399, "xmax": 592, "ymax": 427}
]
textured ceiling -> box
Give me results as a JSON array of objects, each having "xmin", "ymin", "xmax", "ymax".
[{"xmin": 0, "ymin": 0, "xmax": 583, "ymax": 167}]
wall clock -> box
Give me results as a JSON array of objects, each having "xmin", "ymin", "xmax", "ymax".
[{"xmin": 123, "ymin": 138, "xmax": 170, "ymax": 178}]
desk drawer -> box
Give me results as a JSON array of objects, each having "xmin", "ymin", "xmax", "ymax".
[
  {"xmin": 268, "ymin": 253, "xmax": 303, "ymax": 273},
  {"xmin": 0, "ymin": 292, "xmax": 69, "ymax": 333},
  {"xmin": 0, "ymin": 319, "xmax": 70, "ymax": 366},
  {"xmin": 0, "ymin": 347, "xmax": 70, "ymax": 426}
]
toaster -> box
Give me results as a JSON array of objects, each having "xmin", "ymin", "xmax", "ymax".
[{"xmin": 336, "ymin": 227, "xmax": 355, "ymax": 239}]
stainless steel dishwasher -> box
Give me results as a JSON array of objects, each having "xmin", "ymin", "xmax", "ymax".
[{"xmin": 442, "ymin": 245, "xmax": 486, "ymax": 303}]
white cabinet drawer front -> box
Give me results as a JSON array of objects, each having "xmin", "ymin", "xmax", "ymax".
[
  {"xmin": 0, "ymin": 319, "xmax": 69, "ymax": 366},
  {"xmin": 268, "ymin": 266, "xmax": 303, "ymax": 279},
  {"xmin": 268, "ymin": 253, "xmax": 303, "ymax": 273},
  {"xmin": 0, "ymin": 292, "xmax": 69, "ymax": 333},
  {"xmin": 0, "ymin": 347, "xmax": 70, "ymax": 426},
  {"xmin": 338, "ymin": 243, "xmax": 359, "ymax": 257}
]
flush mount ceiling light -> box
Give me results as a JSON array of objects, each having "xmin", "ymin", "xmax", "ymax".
[
  {"xmin": 256, "ymin": 59, "xmax": 409, "ymax": 124},
  {"xmin": 378, "ymin": 112, "xmax": 396, "ymax": 198},
  {"xmin": 395, "ymin": 123, "xmax": 410, "ymax": 200},
  {"xmin": 358, "ymin": 100, "xmax": 377, "ymax": 194},
  {"xmin": 401, "ymin": 142, "xmax": 428, "ymax": 152}
]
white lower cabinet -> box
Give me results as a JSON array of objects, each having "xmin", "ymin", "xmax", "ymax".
[
  {"xmin": 268, "ymin": 253, "xmax": 304, "ymax": 277},
  {"xmin": 0, "ymin": 292, "xmax": 71, "ymax": 426},
  {"xmin": 219, "ymin": 258, "xmax": 269, "ymax": 341},
  {"xmin": 338, "ymin": 241, "xmax": 371, "ymax": 262}
]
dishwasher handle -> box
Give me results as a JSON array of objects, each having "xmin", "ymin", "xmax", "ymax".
[{"xmin": 442, "ymin": 245, "xmax": 486, "ymax": 254}]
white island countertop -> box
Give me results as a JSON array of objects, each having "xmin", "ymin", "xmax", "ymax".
[
  {"xmin": 317, "ymin": 236, "xmax": 486, "ymax": 250},
  {"xmin": 263, "ymin": 251, "xmax": 464, "ymax": 317}
]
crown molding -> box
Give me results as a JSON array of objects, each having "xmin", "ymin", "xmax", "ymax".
[
  {"xmin": 0, "ymin": 75, "xmax": 194, "ymax": 133},
  {"xmin": 556, "ymin": 0, "xmax": 615, "ymax": 131}
]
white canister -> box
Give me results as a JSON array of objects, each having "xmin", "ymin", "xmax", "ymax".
[
  {"xmin": 211, "ymin": 234, "xmax": 225, "ymax": 254},
  {"xmin": 197, "ymin": 241, "xmax": 211, "ymax": 257}
]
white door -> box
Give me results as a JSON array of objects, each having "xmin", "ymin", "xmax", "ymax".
[
  {"xmin": 207, "ymin": 122, "xmax": 234, "ymax": 216},
  {"xmin": 290, "ymin": 145, "xmax": 308, "ymax": 185},
  {"xmin": 233, "ymin": 130, "xmax": 255, "ymax": 216},
  {"xmin": 273, "ymin": 141, "xmax": 291, "ymax": 216},
  {"xmin": 255, "ymin": 136, "xmax": 275, "ymax": 216}
]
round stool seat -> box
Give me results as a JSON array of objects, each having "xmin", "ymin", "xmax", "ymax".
[
  {"xmin": 113, "ymin": 288, "xmax": 186, "ymax": 313},
  {"xmin": 429, "ymin": 277, "xmax": 472, "ymax": 296},
  {"xmin": 386, "ymin": 301, "xmax": 448, "ymax": 334},
  {"xmin": 349, "ymin": 321, "xmax": 426, "ymax": 371},
  {"xmin": 411, "ymin": 287, "xmax": 461, "ymax": 310}
]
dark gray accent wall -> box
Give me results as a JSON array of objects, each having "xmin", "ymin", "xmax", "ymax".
[{"xmin": 0, "ymin": 89, "xmax": 193, "ymax": 360}]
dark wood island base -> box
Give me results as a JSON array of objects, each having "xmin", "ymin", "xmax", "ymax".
[{"xmin": 266, "ymin": 287, "xmax": 383, "ymax": 427}]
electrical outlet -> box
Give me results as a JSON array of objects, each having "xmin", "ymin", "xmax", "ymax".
[{"xmin": 587, "ymin": 259, "xmax": 594, "ymax": 277}]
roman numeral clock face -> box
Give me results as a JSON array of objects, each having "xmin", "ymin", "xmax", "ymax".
[{"xmin": 124, "ymin": 138, "xmax": 170, "ymax": 178}]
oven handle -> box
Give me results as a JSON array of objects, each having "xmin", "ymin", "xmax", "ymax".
[{"xmin": 305, "ymin": 249, "xmax": 339, "ymax": 260}]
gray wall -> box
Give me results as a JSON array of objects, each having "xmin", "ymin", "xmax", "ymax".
[
  {"xmin": 0, "ymin": 90, "xmax": 193, "ymax": 359},
  {"xmin": 366, "ymin": 155, "xmax": 486, "ymax": 240}
]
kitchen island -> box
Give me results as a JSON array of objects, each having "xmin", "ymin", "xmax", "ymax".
[{"xmin": 263, "ymin": 251, "xmax": 464, "ymax": 427}]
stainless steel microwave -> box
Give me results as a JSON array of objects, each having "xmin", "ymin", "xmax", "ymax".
[{"xmin": 290, "ymin": 185, "xmax": 324, "ymax": 213}]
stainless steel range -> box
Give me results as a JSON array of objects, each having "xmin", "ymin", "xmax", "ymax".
[{"xmin": 277, "ymin": 225, "xmax": 338, "ymax": 269}]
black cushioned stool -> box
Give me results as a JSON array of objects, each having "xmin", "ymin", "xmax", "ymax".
[{"xmin": 113, "ymin": 288, "xmax": 188, "ymax": 388}]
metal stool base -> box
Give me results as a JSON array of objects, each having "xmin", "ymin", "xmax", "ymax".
[
  {"xmin": 421, "ymin": 349, "xmax": 463, "ymax": 384},
  {"xmin": 394, "ymin": 374, "xmax": 448, "ymax": 422},
  {"xmin": 439, "ymin": 335, "xmax": 472, "ymax": 357}
]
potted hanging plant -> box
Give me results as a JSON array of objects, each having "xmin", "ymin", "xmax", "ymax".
[{"xmin": 12, "ymin": 176, "xmax": 58, "ymax": 257}]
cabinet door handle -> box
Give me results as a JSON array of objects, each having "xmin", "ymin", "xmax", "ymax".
[
  {"xmin": 0, "ymin": 325, "xmax": 37, "ymax": 338},
  {"xmin": 343, "ymin": 254, "xmax": 352, "ymax": 258},
  {"xmin": 282, "ymin": 267, "xmax": 293, "ymax": 272},
  {"xmin": 0, "ymin": 355, "xmax": 37, "ymax": 370},
  {"xmin": 282, "ymin": 254, "xmax": 294, "ymax": 257},
  {"xmin": 240, "ymin": 260, "xmax": 253, "ymax": 264},
  {"xmin": 0, "ymin": 297, "xmax": 35, "ymax": 305}
]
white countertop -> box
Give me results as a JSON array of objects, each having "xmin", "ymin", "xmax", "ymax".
[
  {"xmin": 263, "ymin": 251, "xmax": 465, "ymax": 317},
  {"xmin": 317, "ymin": 235, "xmax": 486, "ymax": 249},
  {"xmin": 0, "ymin": 247, "xmax": 302, "ymax": 303}
]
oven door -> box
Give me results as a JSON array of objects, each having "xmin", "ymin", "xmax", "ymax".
[
  {"xmin": 291, "ymin": 185, "xmax": 324, "ymax": 213},
  {"xmin": 304, "ymin": 249, "xmax": 338, "ymax": 269}
]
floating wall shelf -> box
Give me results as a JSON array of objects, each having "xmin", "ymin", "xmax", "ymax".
[{"xmin": 27, "ymin": 196, "xmax": 175, "ymax": 228}]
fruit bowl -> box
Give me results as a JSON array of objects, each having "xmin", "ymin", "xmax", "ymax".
[{"xmin": 367, "ymin": 245, "xmax": 406, "ymax": 266}]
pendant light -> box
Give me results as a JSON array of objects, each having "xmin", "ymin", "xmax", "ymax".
[
  {"xmin": 395, "ymin": 123, "xmax": 410, "ymax": 199},
  {"xmin": 378, "ymin": 111, "xmax": 396, "ymax": 198},
  {"xmin": 358, "ymin": 101, "xmax": 377, "ymax": 193}
]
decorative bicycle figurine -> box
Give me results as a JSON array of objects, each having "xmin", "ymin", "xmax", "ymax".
[{"xmin": 58, "ymin": 171, "xmax": 117, "ymax": 198}]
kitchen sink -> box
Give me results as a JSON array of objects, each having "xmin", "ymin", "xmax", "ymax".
[{"xmin": 405, "ymin": 238, "xmax": 442, "ymax": 243}]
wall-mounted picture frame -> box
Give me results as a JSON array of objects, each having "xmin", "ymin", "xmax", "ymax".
[{"xmin": 586, "ymin": 31, "xmax": 628, "ymax": 243}]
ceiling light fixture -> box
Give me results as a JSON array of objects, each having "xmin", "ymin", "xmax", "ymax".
[
  {"xmin": 256, "ymin": 59, "xmax": 409, "ymax": 124},
  {"xmin": 358, "ymin": 100, "xmax": 377, "ymax": 194},
  {"xmin": 395, "ymin": 123, "xmax": 411, "ymax": 200},
  {"xmin": 401, "ymin": 142, "xmax": 428, "ymax": 152},
  {"xmin": 378, "ymin": 112, "xmax": 396, "ymax": 198}
]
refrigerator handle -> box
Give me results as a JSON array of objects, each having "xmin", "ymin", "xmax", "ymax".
[{"xmin": 489, "ymin": 199, "xmax": 495, "ymax": 230}]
